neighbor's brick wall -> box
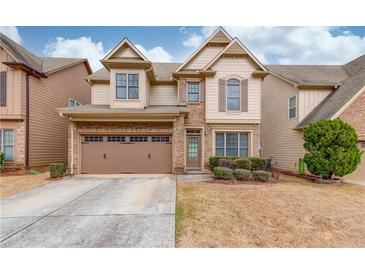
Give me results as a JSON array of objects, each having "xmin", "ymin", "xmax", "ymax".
[{"xmin": 340, "ymin": 91, "xmax": 365, "ymax": 140}]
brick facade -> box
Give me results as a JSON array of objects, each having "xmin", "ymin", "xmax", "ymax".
[
  {"xmin": 1, "ymin": 120, "xmax": 25, "ymax": 167},
  {"xmin": 340, "ymin": 90, "xmax": 365, "ymax": 140}
]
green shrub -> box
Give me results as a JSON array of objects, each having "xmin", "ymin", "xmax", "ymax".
[
  {"xmin": 218, "ymin": 159, "xmax": 236, "ymax": 169},
  {"xmin": 252, "ymin": 170, "xmax": 270, "ymax": 182},
  {"xmin": 209, "ymin": 156, "xmax": 240, "ymax": 170},
  {"xmin": 303, "ymin": 119, "xmax": 363, "ymax": 179},
  {"xmin": 298, "ymin": 158, "xmax": 305, "ymax": 174},
  {"xmin": 233, "ymin": 169, "xmax": 251, "ymax": 181},
  {"xmin": 249, "ymin": 157, "xmax": 267, "ymax": 170},
  {"xmin": 0, "ymin": 152, "xmax": 5, "ymax": 172},
  {"xmin": 49, "ymin": 163, "xmax": 67, "ymax": 178},
  {"xmin": 234, "ymin": 158, "xmax": 251, "ymax": 170},
  {"xmin": 213, "ymin": 167, "xmax": 234, "ymax": 180}
]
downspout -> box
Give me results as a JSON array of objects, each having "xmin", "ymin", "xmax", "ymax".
[{"xmin": 24, "ymin": 73, "xmax": 30, "ymax": 169}]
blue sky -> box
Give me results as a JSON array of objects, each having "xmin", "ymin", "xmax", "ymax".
[{"xmin": 1, "ymin": 26, "xmax": 365, "ymax": 71}]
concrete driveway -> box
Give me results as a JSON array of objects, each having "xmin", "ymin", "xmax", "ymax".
[{"xmin": 0, "ymin": 175, "xmax": 176, "ymax": 248}]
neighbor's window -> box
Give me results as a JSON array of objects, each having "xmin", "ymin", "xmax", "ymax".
[
  {"xmin": 0, "ymin": 71, "xmax": 6, "ymax": 107},
  {"xmin": 116, "ymin": 73, "xmax": 139, "ymax": 99},
  {"xmin": 227, "ymin": 79, "xmax": 240, "ymax": 111},
  {"xmin": 69, "ymin": 99, "xmax": 81, "ymax": 107},
  {"xmin": 187, "ymin": 82, "xmax": 200, "ymax": 102},
  {"xmin": 0, "ymin": 129, "xmax": 14, "ymax": 161},
  {"xmin": 215, "ymin": 132, "xmax": 249, "ymax": 157},
  {"xmin": 288, "ymin": 96, "xmax": 297, "ymax": 118}
]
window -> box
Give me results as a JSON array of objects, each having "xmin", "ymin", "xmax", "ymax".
[
  {"xmin": 69, "ymin": 99, "xmax": 81, "ymax": 107},
  {"xmin": 288, "ymin": 96, "xmax": 297, "ymax": 118},
  {"xmin": 129, "ymin": 136, "xmax": 148, "ymax": 142},
  {"xmin": 0, "ymin": 71, "xmax": 6, "ymax": 107},
  {"xmin": 0, "ymin": 129, "xmax": 14, "ymax": 161},
  {"xmin": 84, "ymin": 136, "xmax": 103, "ymax": 142},
  {"xmin": 215, "ymin": 132, "xmax": 249, "ymax": 157},
  {"xmin": 107, "ymin": 136, "xmax": 126, "ymax": 142},
  {"xmin": 187, "ymin": 82, "xmax": 199, "ymax": 102},
  {"xmin": 116, "ymin": 73, "xmax": 139, "ymax": 99},
  {"xmin": 227, "ymin": 79, "xmax": 240, "ymax": 111},
  {"xmin": 152, "ymin": 136, "xmax": 170, "ymax": 143}
]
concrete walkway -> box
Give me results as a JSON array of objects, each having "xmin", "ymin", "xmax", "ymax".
[{"xmin": 0, "ymin": 175, "xmax": 176, "ymax": 248}]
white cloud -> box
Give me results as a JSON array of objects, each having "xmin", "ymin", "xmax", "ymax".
[
  {"xmin": 184, "ymin": 26, "xmax": 365, "ymax": 64},
  {"xmin": 182, "ymin": 32, "xmax": 204, "ymax": 48},
  {"xmin": 43, "ymin": 36, "xmax": 105, "ymax": 71},
  {"xmin": 135, "ymin": 44, "xmax": 172, "ymax": 62},
  {"xmin": 0, "ymin": 26, "xmax": 22, "ymax": 43}
]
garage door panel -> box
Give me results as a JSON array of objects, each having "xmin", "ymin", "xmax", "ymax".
[{"xmin": 81, "ymin": 135, "xmax": 172, "ymax": 174}]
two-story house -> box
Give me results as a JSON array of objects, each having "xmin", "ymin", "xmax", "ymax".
[
  {"xmin": 59, "ymin": 27, "xmax": 269, "ymax": 174},
  {"xmin": 261, "ymin": 54, "xmax": 365, "ymax": 181},
  {"xmin": 0, "ymin": 33, "xmax": 92, "ymax": 169}
]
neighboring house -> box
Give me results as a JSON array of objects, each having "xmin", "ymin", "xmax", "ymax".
[
  {"xmin": 262, "ymin": 55, "xmax": 365, "ymax": 181},
  {"xmin": 0, "ymin": 33, "xmax": 92, "ymax": 169},
  {"xmin": 59, "ymin": 27, "xmax": 269, "ymax": 174}
]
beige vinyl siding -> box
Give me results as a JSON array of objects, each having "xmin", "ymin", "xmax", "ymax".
[
  {"xmin": 114, "ymin": 45, "xmax": 140, "ymax": 59},
  {"xmin": 28, "ymin": 62, "xmax": 91, "ymax": 166},
  {"xmin": 149, "ymin": 84, "xmax": 177, "ymax": 105},
  {"xmin": 185, "ymin": 45, "xmax": 225, "ymax": 70},
  {"xmin": 205, "ymin": 57, "xmax": 261, "ymax": 122},
  {"xmin": 0, "ymin": 46, "xmax": 24, "ymax": 118},
  {"xmin": 91, "ymin": 84, "xmax": 109, "ymax": 105},
  {"xmin": 298, "ymin": 88, "xmax": 332, "ymax": 121},
  {"xmin": 261, "ymin": 74, "xmax": 305, "ymax": 171}
]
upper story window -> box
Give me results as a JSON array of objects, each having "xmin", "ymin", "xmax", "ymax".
[
  {"xmin": 187, "ymin": 82, "xmax": 200, "ymax": 102},
  {"xmin": 227, "ymin": 79, "xmax": 240, "ymax": 111},
  {"xmin": 116, "ymin": 73, "xmax": 139, "ymax": 99},
  {"xmin": 69, "ymin": 99, "xmax": 81, "ymax": 107},
  {"xmin": 288, "ymin": 96, "xmax": 297, "ymax": 118},
  {"xmin": 0, "ymin": 71, "xmax": 6, "ymax": 107}
]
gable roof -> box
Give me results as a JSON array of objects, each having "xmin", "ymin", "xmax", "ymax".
[
  {"xmin": 102, "ymin": 38, "xmax": 148, "ymax": 61},
  {"xmin": 204, "ymin": 38, "xmax": 267, "ymax": 71},
  {"xmin": 271, "ymin": 54, "xmax": 365, "ymax": 129},
  {"xmin": 0, "ymin": 32, "xmax": 92, "ymax": 76},
  {"xmin": 175, "ymin": 27, "xmax": 232, "ymax": 72},
  {"xmin": 267, "ymin": 65, "xmax": 348, "ymax": 87}
]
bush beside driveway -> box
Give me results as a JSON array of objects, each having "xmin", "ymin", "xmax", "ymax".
[{"xmin": 176, "ymin": 175, "xmax": 365, "ymax": 247}]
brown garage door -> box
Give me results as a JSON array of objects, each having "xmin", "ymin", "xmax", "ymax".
[{"xmin": 81, "ymin": 135, "xmax": 172, "ymax": 174}]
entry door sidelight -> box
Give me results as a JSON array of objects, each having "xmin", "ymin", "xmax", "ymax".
[{"xmin": 186, "ymin": 135, "xmax": 201, "ymax": 169}]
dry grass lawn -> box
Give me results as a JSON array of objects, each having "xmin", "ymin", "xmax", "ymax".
[
  {"xmin": 0, "ymin": 172, "xmax": 50, "ymax": 198},
  {"xmin": 176, "ymin": 175, "xmax": 365, "ymax": 248}
]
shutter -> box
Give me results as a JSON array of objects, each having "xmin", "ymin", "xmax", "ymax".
[
  {"xmin": 200, "ymin": 80, "xmax": 205, "ymax": 102},
  {"xmin": 0, "ymin": 71, "xmax": 6, "ymax": 107},
  {"xmin": 241, "ymin": 79, "xmax": 248, "ymax": 112},
  {"xmin": 218, "ymin": 79, "xmax": 226, "ymax": 112},
  {"xmin": 179, "ymin": 79, "xmax": 187, "ymax": 104}
]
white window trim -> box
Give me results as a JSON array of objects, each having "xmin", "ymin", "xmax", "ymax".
[
  {"xmin": 288, "ymin": 96, "xmax": 297, "ymax": 119},
  {"xmin": 212, "ymin": 130, "xmax": 252, "ymax": 157},
  {"xmin": 226, "ymin": 78, "xmax": 241, "ymax": 112},
  {"xmin": 115, "ymin": 73, "xmax": 140, "ymax": 100},
  {"xmin": 0, "ymin": 128, "xmax": 14, "ymax": 161},
  {"xmin": 186, "ymin": 82, "xmax": 200, "ymax": 103},
  {"xmin": 69, "ymin": 99, "xmax": 81, "ymax": 107}
]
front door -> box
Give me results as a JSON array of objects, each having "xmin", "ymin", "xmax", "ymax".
[{"xmin": 186, "ymin": 134, "xmax": 201, "ymax": 169}]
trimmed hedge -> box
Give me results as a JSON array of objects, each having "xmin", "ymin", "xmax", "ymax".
[
  {"xmin": 209, "ymin": 156, "xmax": 240, "ymax": 171},
  {"xmin": 0, "ymin": 152, "xmax": 5, "ymax": 172},
  {"xmin": 218, "ymin": 159, "xmax": 236, "ymax": 169},
  {"xmin": 252, "ymin": 170, "xmax": 270, "ymax": 182},
  {"xmin": 49, "ymin": 163, "xmax": 67, "ymax": 178},
  {"xmin": 233, "ymin": 169, "xmax": 251, "ymax": 181},
  {"xmin": 249, "ymin": 157, "xmax": 267, "ymax": 171},
  {"xmin": 213, "ymin": 167, "xmax": 234, "ymax": 180},
  {"xmin": 234, "ymin": 158, "xmax": 251, "ymax": 170}
]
